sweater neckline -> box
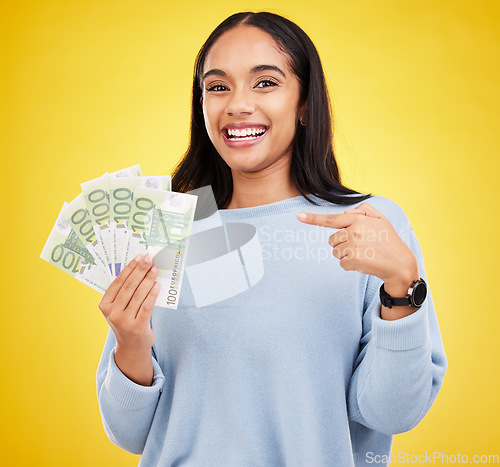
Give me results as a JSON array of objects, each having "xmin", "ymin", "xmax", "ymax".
[{"xmin": 218, "ymin": 194, "xmax": 330, "ymax": 220}]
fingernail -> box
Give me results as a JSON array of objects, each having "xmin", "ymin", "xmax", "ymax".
[
  {"xmin": 135, "ymin": 254, "xmax": 143, "ymax": 262},
  {"xmin": 298, "ymin": 212, "xmax": 307, "ymax": 220},
  {"xmin": 151, "ymin": 266, "xmax": 159, "ymax": 273},
  {"xmin": 144, "ymin": 254, "xmax": 152, "ymax": 264},
  {"xmin": 153, "ymin": 282, "xmax": 161, "ymax": 289}
]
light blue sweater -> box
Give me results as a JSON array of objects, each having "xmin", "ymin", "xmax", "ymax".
[{"xmin": 96, "ymin": 194, "xmax": 446, "ymax": 466}]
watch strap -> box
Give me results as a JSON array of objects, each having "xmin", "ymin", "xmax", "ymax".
[
  {"xmin": 379, "ymin": 285, "xmax": 412, "ymax": 308},
  {"xmin": 379, "ymin": 279, "xmax": 427, "ymax": 309}
]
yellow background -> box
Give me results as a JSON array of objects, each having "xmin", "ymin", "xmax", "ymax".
[{"xmin": 2, "ymin": 0, "xmax": 499, "ymax": 465}]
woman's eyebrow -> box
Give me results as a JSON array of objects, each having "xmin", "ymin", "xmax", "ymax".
[
  {"xmin": 202, "ymin": 68, "xmax": 226, "ymax": 81},
  {"xmin": 202, "ymin": 64, "xmax": 286, "ymax": 81},
  {"xmin": 250, "ymin": 65, "xmax": 286, "ymax": 78}
]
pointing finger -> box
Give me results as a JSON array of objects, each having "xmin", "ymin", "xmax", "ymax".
[{"xmin": 297, "ymin": 212, "xmax": 359, "ymax": 229}]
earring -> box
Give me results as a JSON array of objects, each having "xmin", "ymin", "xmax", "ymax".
[{"xmin": 299, "ymin": 116, "xmax": 307, "ymax": 126}]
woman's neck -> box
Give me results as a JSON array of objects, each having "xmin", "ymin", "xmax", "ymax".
[{"xmin": 224, "ymin": 160, "xmax": 303, "ymax": 209}]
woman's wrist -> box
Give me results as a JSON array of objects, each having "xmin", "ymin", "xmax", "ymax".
[
  {"xmin": 114, "ymin": 344, "xmax": 154, "ymax": 386},
  {"xmin": 382, "ymin": 253, "xmax": 419, "ymax": 294},
  {"xmin": 382, "ymin": 275, "xmax": 419, "ymax": 297},
  {"xmin": 380, "ymin": 263, "xmax": 420, "ymax": 320}
]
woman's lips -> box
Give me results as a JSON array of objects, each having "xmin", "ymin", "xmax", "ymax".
[{"xmin": 222, "ymin": 127, "xmax": 268, "ymax": 148}]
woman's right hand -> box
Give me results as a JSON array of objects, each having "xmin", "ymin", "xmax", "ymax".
[{"xmin": 98, "ymin": 253, "xmax": 161, "ymax": 386}]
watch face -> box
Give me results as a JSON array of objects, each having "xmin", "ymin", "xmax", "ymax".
[{"xmin": 412, "ymin": 282, "xmax": 427, "ymax": 307}]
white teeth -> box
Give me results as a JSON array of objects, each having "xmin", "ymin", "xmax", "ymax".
[
  {"xmin": 227, "ymin": 127, "xmax": 266, "ymax": 139},
  {"xmin": 233, "ymin": 136, "xmax": 259, "ymax": 141}
]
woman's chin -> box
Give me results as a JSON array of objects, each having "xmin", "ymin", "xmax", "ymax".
[
  {"xmin": 218, "ymin": 148, "xmax": 292, "ymax": 175},
  {"xmin": 223, "ymin": 157, "xmax": 267, "ymax": 174}
]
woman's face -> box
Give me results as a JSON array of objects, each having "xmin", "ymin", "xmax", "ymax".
[{"xmin": 201, "ymin": 25, "xmax": 303, "ymax": 174}]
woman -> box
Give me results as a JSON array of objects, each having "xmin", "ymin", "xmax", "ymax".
[{"xmin": 97, "ymin": 11, "xmax": 446, "ymax": 466}]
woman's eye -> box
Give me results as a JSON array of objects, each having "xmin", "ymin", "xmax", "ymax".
[
  {"xmin": 255, "ymin": 80, "xmax": 278, "ymax": 88},
  {"xmin": 206, "ymin": 84, "xmax": 228, "ymax": 92}
]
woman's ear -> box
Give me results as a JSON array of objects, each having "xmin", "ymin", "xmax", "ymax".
[{"xmin": 298, "ymin": 100, "xmax": 308, "ymax": 125}]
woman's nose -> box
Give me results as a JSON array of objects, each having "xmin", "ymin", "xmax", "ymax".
[{"xmin": 225, "ymin": 87, "xmax": 255, "ymax": 116}]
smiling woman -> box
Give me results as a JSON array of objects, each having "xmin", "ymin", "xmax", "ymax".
[
  {"xmin": 96, "ymin": 11, "xmax": 446, "ymax": 467},
  {"xmin": 172, "ymin": 12, "xmax": 374, "ymax": 210},
  {"xmin": 201, "ymin": 25, "xmax": 303, "ymax": 203}
]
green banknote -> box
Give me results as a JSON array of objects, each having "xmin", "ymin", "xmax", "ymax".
[
  {"xmin": 81, "ymin": 165, "xmax": 142, "ymax": 277},
  {"xmin": 80, "ymin": 174, "xmax": 114, "ymax": 276},
  {"xmin": 40, "ymin": 168, "xmax": 194, "ymax": 305},
  {"xmin": 110, "ymin": 175, "xmax": 171, "ymax": 276},
  {"xmin": 40, "ymin": 203, "xmax": 112, "ymax": 293},
  {"xmin": 60, "ymin": 193, "xmax": 113, "ymax": 280},
  {"xmin": 123, "ymin": 186, "xmax": 197, "ymax": 310}
]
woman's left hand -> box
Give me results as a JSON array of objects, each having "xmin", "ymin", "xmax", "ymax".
[{"xmin": 297, "ymin": 203, "xmax": 419, "ymax": 287}]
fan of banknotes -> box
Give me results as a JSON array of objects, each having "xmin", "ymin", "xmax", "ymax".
[{"xmin": 40, "ymin": 165, "xmax": 198, "ymax": 310}]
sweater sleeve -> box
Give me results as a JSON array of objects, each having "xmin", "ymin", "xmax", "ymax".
[
  {"xmin": 96, "ymin": 328, "xmax": 165, "ymax": 454},
  {"xmin": 347, "ymin": 225, "xmax": 447, "ymax": 435}
]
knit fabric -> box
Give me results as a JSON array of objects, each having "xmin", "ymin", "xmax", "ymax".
[{"xmin": 97, "ymin": 194, "xmax": 446, "ymax": 466}]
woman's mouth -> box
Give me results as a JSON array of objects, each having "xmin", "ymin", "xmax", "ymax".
[{"xmin": 222, "ymin": 125, "xmax": 268, "ymax": 147}]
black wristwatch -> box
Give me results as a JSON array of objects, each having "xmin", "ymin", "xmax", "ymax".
[{"xmin": 379, "ymin": 278, "xmax": 427, "ymax": 309}]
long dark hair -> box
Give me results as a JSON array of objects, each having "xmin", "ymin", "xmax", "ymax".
[{"xmin": 171, "ymin": 11, "xmax": 372, "ymax": 208}]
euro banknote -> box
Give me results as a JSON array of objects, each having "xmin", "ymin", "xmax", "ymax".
[
  {"xmin": 40, "ymin": 203, "xmax": 112, "ymax": 293},
  {"xmin": 60, "ymin": 192, "xmax": 114, "ymax": 280},
  {"xmin": 41, "ymin": 167, "xmax": 196, "ymax": 310},
  {"xmin": 81, "ymin": 165, "xmax": 142, "ymax": 277},
  {"xmin": 109, "ymin": 175, "xmax": 171, "ymax": 276},
  {"xmin": 122, "ymin": 185, "xmax": 197, "ymax": 309}
]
